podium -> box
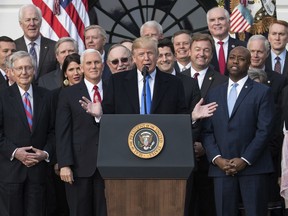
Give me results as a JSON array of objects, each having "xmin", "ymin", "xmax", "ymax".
[{"xmin": 98, "ymin": 114, "xmax": 194, "ymax": 216}]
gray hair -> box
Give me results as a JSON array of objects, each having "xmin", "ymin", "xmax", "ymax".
[
  {"xmin": 248, "ymin": 68, "xmax": 267, "ymax": 83},
  {"xmin": 18, "ymin": 4, "xmax": 42, "ymax": 22},
  {"xmin": 80, "ymin": 49, "xmax": 102, "ymax": 64},
  {"xmin": 107, "ymin": 44, "xmax": 131, "ymax": 60},
  {"xmin": 10, "ymin": 51, "xmax": 36, "ymax": 69},
  {"xmin": 55, "ymin": 37, "xmax": 79, "ymax": 54},
  {"xmin": 247, "ymin": 34, "xmax": 270, "ymax": 53},
  {"xmin": 84, "ymin": 25, "xmax": 107, "ymax": 40},
  {"xmin": 140, "ymin": 20, "xmax": 163, "ymax": 36},
  {"xmin": 207, "ymin": 7, "xmax": 230, "ymax": 22}
]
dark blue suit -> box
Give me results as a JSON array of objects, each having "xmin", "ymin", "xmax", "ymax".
[{"xmin": 202, "ymin": 78, "xmax": 275, "ymax": 216}]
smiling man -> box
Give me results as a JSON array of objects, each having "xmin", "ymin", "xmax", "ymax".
[
  {"xmin": 202, "ymin": 46, "xmax": 275, "ymax": 216},
  {"xmin": 56, "ymin": 49, "xmax": 107, "ymax": 216},
  {"xmin": 207, "ymin": 7, "xmax": 246, "ymax": 76},
  {"xmin": 0, "ymin": 51, "xmax": 54, "ymax": 216},
  {"xmin": 15, "ymin": 4, "xmax": 57, "ymax": 82},
  {"xmin": 172, "ymin": 30, "xmax": 192, "ymax": 73}
]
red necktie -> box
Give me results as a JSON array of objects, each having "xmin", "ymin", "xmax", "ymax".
[
  {"xmin": 218, "ymin": 41, "xmax": 226, "ymax": 75},
  {"xmin": 23, "ymin": 92, "xmax": 33, "ymax": 131},
  {"xmin": 193, "ymin": 72, "xmax": 199, "ymax": 80},
  {"xmin": 93, "ymin": 85, "xmax": 102, "ymax": 103},
  {"xmin": 274, "ymin": 56, "xmax": 281, "ymax": 73}
]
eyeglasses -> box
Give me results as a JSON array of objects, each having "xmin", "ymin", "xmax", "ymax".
[
  {"xmin": 13, "ymin": 66, "xmax": 34, "ymax": 72},
  {"xmin": 110, "ymin": 57, "xmax": 129, "ymax": 65}
]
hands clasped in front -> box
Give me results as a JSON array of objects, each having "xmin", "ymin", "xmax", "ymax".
[
  {"xmin": 14, "ymin": 146, "xmax": 47, "ymax": 167},
  {"xmin": 214, "ymin": 157, "xmax": 247, "ymax": 176}
]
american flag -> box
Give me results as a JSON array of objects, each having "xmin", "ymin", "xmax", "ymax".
[
  {"xmin": 32, "ymin": 0, "xmax": 90, "ymax": 53},
  {"xmin": 230, "ymin": 4, "xmax": 253, "ymax": 33}
]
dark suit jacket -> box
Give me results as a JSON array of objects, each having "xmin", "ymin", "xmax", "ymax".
[
  {"xmin": 182, "ymin": 67, "xmax": 228, "ymax": 99},
  {"xmin": 38, "ymin": 68, "xmax": 63, "ymax": 91},
  {"xmin": 211, "ymin": 37, "xmax": 247, "ymax": 76},
  {"xmin": 0, "ymin": 84, "xmax": 54, "ymax": 183},
  {"xmin": 265, "ymin": 51, "xmax": 288, "ymax": 77},
  {"xmin": 102, "ymin": 68, "xmax": 187, "ymax": 114},
  {"xmin": 56, "ymin": 80, "xmax": 107, "ymax": 177},
  {"xmin": 0, "ymin": 73, "xmax": 8, "ymax": 91},
  {"xmin": 174, "ymin": 61, "xmax": 191, "ymax": 74},
  {"xmin": 176, "ymin": 72, "xmax": 201, "ymax": 113},
  {"xmin": 202, "ymin": 78, "xmax": 275, "ymax": 177},
  {"xmin": 15, "ymin": 36, "xmax": 57, "ymax": 81}
]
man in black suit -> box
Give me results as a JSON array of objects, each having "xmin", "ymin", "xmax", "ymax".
[
  {"xmin": 15, "ymin": 4, "xmax": 57, "ymax": 83},
  {"xmin": 247, "ymin": 34, "xmax": 288, "ymax": 214},
  {"xmin": 182, "ymin": 33, "xmax": 227, "ymax": 216},
  {"xmin": 266, "ymin": 20, "xmax": 288, "ymax": 77},
  {"xmin": 84, "ymin": 25, "xmax": 111, "ymax": 81},
  {"xmin": 56, "ymin": 49, "xmax": 107, "ymax": 216},
  {"xmin": 38, "ymin": 37, "xmax": 78, "ymax": 90},
  {"xmin": 207, "ymin": 7, "xmax": 247, "ymax": 76},
  {"xmin": 0, "ymin": 51, "xmax": 54, "ymax": 216},
  {"xmin": 0, "ymin": 36, "xmax": 16, "ymax": 89},
  {"xmin": 172, "ymin": 30, "xmax": 192, "ymax": 73},
  {"xmin": 102, "ymin": 36, "xmax": 187, "ymax": 114}
]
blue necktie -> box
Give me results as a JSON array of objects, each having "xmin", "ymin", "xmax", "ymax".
[
  {"xmin": 140, "ymin": 75, "xmax": 151, "ymax": 114},
  {"xmin": 227, "ymin": 83, "xmax": 238, "ymax": 116}
]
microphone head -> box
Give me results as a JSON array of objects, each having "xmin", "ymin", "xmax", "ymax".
[{"xmin": 141, "ymin": 65, "xmax": 148, "ymax": 77}]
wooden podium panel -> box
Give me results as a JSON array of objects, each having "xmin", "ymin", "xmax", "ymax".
[{"xmin": 105, "ymin": 179, "xmax": 186, "ymax": 216}]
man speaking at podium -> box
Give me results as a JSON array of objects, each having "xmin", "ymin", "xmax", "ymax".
[{"xmin": 80, "ymin": 36, "xmax": 216, "ymax": 120}]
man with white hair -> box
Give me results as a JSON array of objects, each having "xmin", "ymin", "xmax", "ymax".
[
  {"xmin": 56, "ymin": 49, "xmax": 107, "ymax": 216},
  {"xmin": 207, "ymin": 7, "xmax": 246, "ymax": 76},
  {"xmin": 140, "ymin": 20, "xmax": 164, "ymax": 40},
  {"xmin": 15, "ymin": 4, "xmax": 57, "ymax": 82}
]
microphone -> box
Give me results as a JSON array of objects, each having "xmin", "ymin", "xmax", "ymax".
[
  {"xmin": 141, "ymin": 65, "xmax": 148, "ymax": 114},
  {"xmin": 141, "ymin": 65, "xmax": 148, "ymax": 77}
]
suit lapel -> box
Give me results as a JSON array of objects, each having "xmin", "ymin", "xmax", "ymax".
[
  {"xmin": 283, "ymin": 51, "xmax": 288, "ymax": 77},
  {"xmin": 150, "ymin": 69, "xmax": 169, "ymax": 113},
  {"xmin": 201, "ymin": 68, "xmax": 215, "ymax": 98},
  {"xmin": 9, "ymin": 84, "xmax": 31, "ymax": 131},
  {"xmin": 124, "ymin": 69, "xmax": 139, "ymax": 113},
  {"xmin": 229, "ymin": 79, "xmax": 253, "ymax": 118},
  {"xmin": 38, "ymin": 37, "xmax": 50, "ymax": 77}
]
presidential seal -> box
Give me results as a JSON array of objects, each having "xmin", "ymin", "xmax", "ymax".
[{"xmin": 128, "ymin": 123, "xmax": 164, "ymax": 159}]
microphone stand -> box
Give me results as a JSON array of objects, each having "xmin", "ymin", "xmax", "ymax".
[{"xmin": 142, "ymin": 66, "xmax": 148, "ymax": 114}]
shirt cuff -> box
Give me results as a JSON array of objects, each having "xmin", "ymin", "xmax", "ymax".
[
  {"xmin": 212, "ymin": 155, "xmax": 221, "ymax": 164},
  {"xmin": 241, "ymin": 157, "xmax": 251, "ymax": 165},
  {"xmin": 43, "ymin": 151, "xmax": 50, "ymax": 163},
  {"xmin": 10, "ymin": 148, "xmax": 18, "ymax": 161}
]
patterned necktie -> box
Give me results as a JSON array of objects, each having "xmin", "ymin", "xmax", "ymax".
[
  {"xmin": 193, "ymin": 72, "xmax": 199, "ymax": 80},
  {"xmin": 227, "ymin": 83, "xmax": 238, "ymax": 117},
  {"xmin": 29, "ymin": 42, "xmax": 38, "ymax": 77},
  {"xmin": 141, "ymin": 75, "xmax": 151, "ymax": 114},
  {"xmin": 23, "ymin": 92, "xmax": 33, "ymax": 131},
  {"xmin": 274, "ymin": 56, "xmax": 281, "ymax": 74},
  {"xmin": 93, "ymin": 85, "xmax": 102, "ymax": 103},
  {"xmin": 218, "ymin": 41, "xmax": 225, "ymax": 75}
]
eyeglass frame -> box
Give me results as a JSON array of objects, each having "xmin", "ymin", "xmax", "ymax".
[{"xmin": 109, "ymin": 57, "xmax": 130, "ymax": 65}]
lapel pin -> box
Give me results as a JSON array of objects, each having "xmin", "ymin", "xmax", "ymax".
[
  {"xmin": 267, "ymin": 80, "xmax": 271, "ymax": 84},
  {"xmin": 209, "ymin": 77, "xmax": 212, "ymax": 80},
  {"xmin": 231, "ymin": 44, "xmax": 235, "ymax": 48},
  {"xmin": 245, "ymin": 85, "xmax": 248, "ymax": 88}
]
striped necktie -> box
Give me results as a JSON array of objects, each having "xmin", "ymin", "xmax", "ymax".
[{"xmin": 23, "ymin": 92, "xmax": 33, "ymax": 131}]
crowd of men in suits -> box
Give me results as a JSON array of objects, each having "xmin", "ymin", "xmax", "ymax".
[{"xmin": 0, "ymin": 3, "xmax": 288, "ymax": 216}]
